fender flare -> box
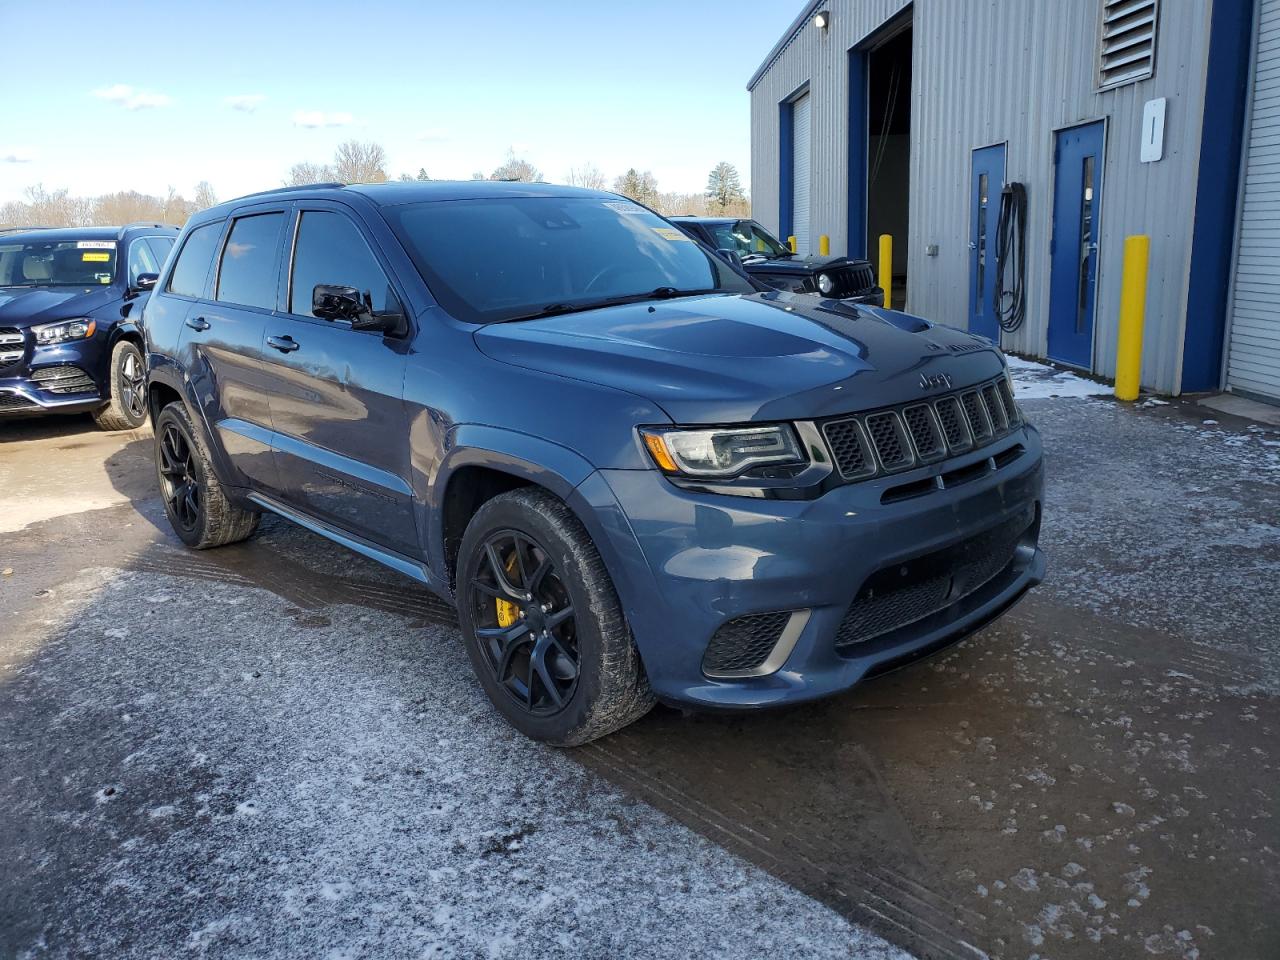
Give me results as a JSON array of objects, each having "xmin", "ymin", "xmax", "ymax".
[{"xmin": 427, "ymin": 424, "xmax": 598, "ymax": 574}]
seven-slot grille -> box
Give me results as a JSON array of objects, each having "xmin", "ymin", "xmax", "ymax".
[
  {"xmin": 821, "ymin": 375, "xmax": 1021, "ymax": 481},
  {"xmin": 0, "ymin": 328, "xmax": 23, "ymax": 369}
]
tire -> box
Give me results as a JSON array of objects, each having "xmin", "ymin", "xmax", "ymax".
[
  {"xmin": 456, "ymin": 487, "xmax": 654, "ymax": 745},
  {"xmin": 92, "ymin": 340, "xmax": 149, "ymax": 431},
  {"xmin": 154, "ymin": 401, "xmax": 259, "ymax": 549}
]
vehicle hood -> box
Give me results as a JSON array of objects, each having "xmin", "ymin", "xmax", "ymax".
[
  {"xmin": 0, "ymin": 286, "xmax": 120, "ymax": 327},
  {"xmin": 473, "ymin": 291, "xmax": 1005, "ymax": 423},
  {"xmin": 744, "ymin": 254, "xmax": 867, "ymax": 278}
]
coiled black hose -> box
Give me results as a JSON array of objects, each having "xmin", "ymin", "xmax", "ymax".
[{"xmin": 995, "ymin": 181, "xmax": 1028, "ymax": 333}]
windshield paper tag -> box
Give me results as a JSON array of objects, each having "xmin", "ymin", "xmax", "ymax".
[
  {"xmin": 652, "ymin": 227, "xmax": 691, "ymax": 242},
  {"xmin": 82, "ymin": 252, "xmax": 110, "ymax": 262},
  {"xmin": 604, "ymin": 201, "xmax": 643, "ymax": 214},
  {"xmin": 76, "ymin": 241, "xmax": 116, "ymax": 249}
]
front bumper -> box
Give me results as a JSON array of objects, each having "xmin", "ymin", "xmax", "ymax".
[
  {"xmin": 576, "ymin": 424, "xmax": 1045, "ymax": 709},
  {"xmin": 0, "ymin": 330, "xmax": 109, "ymax": 417}
]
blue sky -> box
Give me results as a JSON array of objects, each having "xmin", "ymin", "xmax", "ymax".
[{"xmin": 0, "ymin": 1, "xmax": 799, "ymax": 204}]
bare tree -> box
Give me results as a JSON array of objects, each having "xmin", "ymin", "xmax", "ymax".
[
  {"xmin": 334, "ymin": 140, "xmax": 389, "ymax": 184},
  {"xmin": 705, "ymin": 161, "xmax": 746, "ymax": 212},
  {"xmin": 0, "ymin": 184, "xmax": 92, "ymax": 227},
  {"xmin": 487, "ymin": 149, "xmax": 542, "ymax": 182},
  {"xmin": 193, "ymin": 180, "xmax": 218, "ymax": 210},
  {"xmin": 613, "ymin": 168, "xmax": 659, "ymax": 206},
  {"xmin": 565, "ymin": 163, "xmax": 606, "ymax": 190},
  {"xmin": 286, "ymin": 161, "xmax": 338, "ymax": 186}
]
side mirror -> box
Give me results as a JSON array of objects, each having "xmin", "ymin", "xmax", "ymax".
[
  {"xmin": 716, "ymin": 248, "xmax": 745, "ymax": 270},
  {"xmin": 312, "ymin": 283, "xmax": 405, "ymax": 335},
  {"xmin": 133, "ymin": 272, "xmax": 159, "ymax": 292}
]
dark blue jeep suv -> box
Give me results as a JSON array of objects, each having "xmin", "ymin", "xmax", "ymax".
[
  {"xmin": 144, "ymin": 181, "xmax": 1044, "ymax": 745},
  {"xmin": 0, "ymin": 224, "xmax": 178, "ymax": 428}
]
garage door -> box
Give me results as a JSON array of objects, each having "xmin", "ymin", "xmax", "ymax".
[
  {"xmin": 792, "ymin": 93, "xmax": 812, "ymax": 257},
  {"xmin": 1228, "ymin": 0, "xmax": 1280, "ymax": 401}
]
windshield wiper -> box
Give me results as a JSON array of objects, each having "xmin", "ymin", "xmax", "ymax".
[{"xmin": 499, "ymin": 287, "xmax": 722, "ymax": 323}]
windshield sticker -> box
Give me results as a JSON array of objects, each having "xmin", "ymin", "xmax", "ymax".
[
  {"xmin": 604, "ymin": 201, "xmax": 643, "ymax": 214},
  {"xmin": 82, "ymin": 251, "xmax": 111, "ymax": 262},
  {"xmin": 76, "ymin": 240, "xmax": 116, "ymax": 249},
  {"xmin": 96, "ymin": 274, "xmax": 112, "ymax": 284},
  {"xmin": 652, "ymin": 227, "xmax": 692, "ymax": 242}
]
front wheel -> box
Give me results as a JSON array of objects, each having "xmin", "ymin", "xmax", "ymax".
[
  {"xmin": 154, "ymin": 402, "xmax": 259, "ymax": 549},
  {"xmin": 456, "ymin": 488, "xmax": 654, "ymax": 745},
  {"xmin": 92, "ymin": 340, "xmax": 148, "ymax": 431}
]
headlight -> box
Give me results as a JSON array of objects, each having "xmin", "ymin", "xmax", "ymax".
[
  {"xmin": 32, "ymin": 318, "xmax": 97, "ymax": 345},
  {"xmin": 640, "ymin": 424, "xmax": 805, "ymax": 478},
  {"xmin": 816, "ymin": 272, "xmax": 835, "ymax": 295}
]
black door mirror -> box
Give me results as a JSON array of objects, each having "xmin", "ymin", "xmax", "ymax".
[
  {"xmin": 133, "ymin": 272, "xmax": 159, "ymax": 292},
  {"xmin": 312, "ymin": 283, "xmax": 404, "ymax": 334}
]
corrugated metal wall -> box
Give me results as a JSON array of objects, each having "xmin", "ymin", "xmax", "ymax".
[{"xmin": 750, "ymin": 0, "xmax": 1214, "ymax": 394}]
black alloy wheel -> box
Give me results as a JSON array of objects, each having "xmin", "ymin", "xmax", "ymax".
[
  {"xmin": 467, "ymin": 530, "xmax": 580, "ymax": 715},
  {"xmin": 157, "ymin": 421, "xmax": 202, "ymax": 533}
]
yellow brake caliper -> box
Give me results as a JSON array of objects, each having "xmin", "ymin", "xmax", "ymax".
[{"xmin": 495, "ymin": 550, "xmax": 520, "ymax": 628}]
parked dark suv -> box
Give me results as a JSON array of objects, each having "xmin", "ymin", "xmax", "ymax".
[
  {"xmin": 0, "ymin": 224, "xmax": 178, "ymax": 428},
  {"xmin": 144, "ymin": 181, "xmax": 1044, "ymax": 745},
  {"xmin": 670, "ymin": 216, "xmax": 883, "ymax": 305}
]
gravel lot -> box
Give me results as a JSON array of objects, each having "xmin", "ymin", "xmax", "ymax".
[{"xmin": 2, "ymin": 367, "xmax": 1277, "ymax": 959}]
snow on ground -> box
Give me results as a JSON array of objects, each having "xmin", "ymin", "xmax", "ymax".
[
  {"xmin": 4, "ymin": 570, "xmax": 912, "ymax": 960},
  {"xmin": 1005, "ymin": 355, "xmax": 1111, "ymax": 400}
]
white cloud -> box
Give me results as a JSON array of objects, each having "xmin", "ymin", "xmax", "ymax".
[
  {"xmin": 92, "ymin": 84, "xmax": 172, "ymax": 110},
  {"xmin": 292, "ymin": 110, "xmax": 354, "ymax": 129},
  {"xmin": 1, "ymin": 147, "xmax": 36, "ymax": 163},
  {"xmin": 224, "ymin": 94, "xmax": 266, "ymax": 113},
  {"xmin": 416, "ymin": 128, "xmax": 450, "ymax": 143}
]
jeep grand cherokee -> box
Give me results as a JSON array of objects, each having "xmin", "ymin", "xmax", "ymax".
[{"xmin": 143, "ymin": 181, "xmax": 1044, "ymax": 745}]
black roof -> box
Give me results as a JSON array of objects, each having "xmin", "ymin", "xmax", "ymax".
[{"xmin": 209, "ymin": 179, "xmax": 616, "ymax": 216}]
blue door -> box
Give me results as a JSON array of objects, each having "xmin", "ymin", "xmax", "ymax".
[
  {"xmin": 968, "ymin": 144, "xmax": 1006, "ymax": 341},
  {"xmin": 1048, "ymin": 122, "xmax": 1105, "ymax": 368}
]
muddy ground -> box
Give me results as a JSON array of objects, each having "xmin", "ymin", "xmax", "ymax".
[{"xmin": 1, "ymin": 387, "xmax": 1277, "ymax": 960}]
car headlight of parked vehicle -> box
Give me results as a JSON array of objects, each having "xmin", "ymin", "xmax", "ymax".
[
  {"xmin": 32, "ymin": 318, "xmax": 97, "ymax": 345},
  {"xmin": 640, "ymin": 424, "xmax": 806, "ymax": 478},
  {"xmin": 816, "ymin": 272, "xmax": 835, "ymax": 295}
]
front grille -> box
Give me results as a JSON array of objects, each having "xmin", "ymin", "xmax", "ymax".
[
  {"xmin": 822, "ymin": 375, "xmax": 1021, "ymax": 483},
  {"xmin": 30, "ymin": 365, "xmax": 97, "ymax": 395},
  {"xmin": 813, "ymin": 263, "xmax": 877, "ymax": 297},
  {"xmin": 0, "ymin": 391, "xmax": 36, "ymax": 411},
  {"xmin": 834, "ymin": 510, "xmax": 1032, "ymax": 650},
  {"xmin": 0, "ymin": 328, "xmax": 22, "ymax": 369},
  {"xmin": 702, "ymin": 611, "xmax": 790, "ymax": 676}
]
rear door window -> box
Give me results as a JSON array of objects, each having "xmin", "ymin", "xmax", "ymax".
[
  {"xmin": 288, "ymin": 210, "xmax": 398, "ymax": 317},
  {"xmin": 167, "ymin": 222, "xmax": 224, "ymax": 298},
  {"xmin": 216, "ymin": 213, "xmax": 286, "ymax": 310}
]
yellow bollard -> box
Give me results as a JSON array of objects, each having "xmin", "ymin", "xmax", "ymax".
[
  {"xmin": 788, "ymin": 235, "xmax": 797, "ymax": 254},
  {"xmin": 1114, "ymin": 234, "xmax": 1150, "ymax": 402},
  {"xmin": 878, "ymin": 234, "xmax": 893, "ymax": 310},
  {"xmin": 819, "ymin": 235, "xmax": 830, "ymax": 256}
]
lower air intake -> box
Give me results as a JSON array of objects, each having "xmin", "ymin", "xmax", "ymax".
[{"xmin": 702, "ymin": 611, "xmax": 791, "ymax": 677}]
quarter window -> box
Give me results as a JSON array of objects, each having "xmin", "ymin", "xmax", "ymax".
[
  {"xmin": 216, "ymin": 213, "xmax": 285, "ymax": 310},
  {"xmin": 167, "ymin": 222, "xmax": 224, "ymax": 298},
  {"xmin": 289, "ymin": 211, "xmax": 398, "ymax": 317}
]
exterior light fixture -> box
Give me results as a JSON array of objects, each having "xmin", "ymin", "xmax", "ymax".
[{"xmin": 814, "ymin": 10, "xmax": 829, "ymax": 31}]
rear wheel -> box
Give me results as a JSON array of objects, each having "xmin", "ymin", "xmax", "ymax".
[
  {"xmin": 92, "ymin": 340, "xmax": 148, "ymax": 431},
  {"xmin": 154, "ymin": 402, "xmax": 258, "ymax": 549},
  {"xmin": 457, "ymin": 488, "xmax": 654, "ymax": 745}
]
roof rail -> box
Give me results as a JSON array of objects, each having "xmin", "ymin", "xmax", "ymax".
[
  {"xmin": 229, "ymin": 182, "xmax": 346, "ymax": 203},
  {"xmin": 120, "ymin": 221, "xmax": 179, "ymax": 230},
  {"xmin": 0, "ymin": 225, "xmax": 57, "ymax": 234}
]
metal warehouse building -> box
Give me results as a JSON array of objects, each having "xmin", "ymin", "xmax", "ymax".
[{"xmin": 749, "ymin": 0, "xmax": 1273, "ymax": 400}]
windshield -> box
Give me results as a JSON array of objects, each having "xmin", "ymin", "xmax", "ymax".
[
  {"xmin": 386, "ymin": 196, "xmax": 755, "ymax": 324},
  {"xmin": 702, "ymin": 220, "xmax": 792, "ymax": 259},
  {"xmin": 0, "ymin": 239, "xmax": 118, "ymax": 287}
]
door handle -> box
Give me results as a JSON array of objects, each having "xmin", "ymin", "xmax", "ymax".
[
  {"xmin": 185, "ymin": 316, "xmax": 210, "ymax": 332},
  {"xmin": 267, "ymin": 335, "xmax": 300, "ymax": 353}
]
